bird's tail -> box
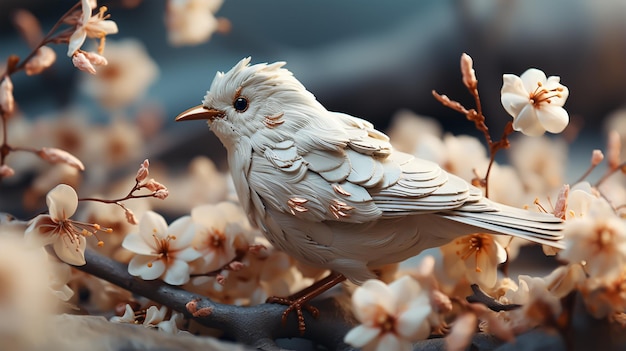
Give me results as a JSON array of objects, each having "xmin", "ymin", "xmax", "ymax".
[{"xmin": 442, "ymin": 197, "xmax": 565, "ymax": 249}]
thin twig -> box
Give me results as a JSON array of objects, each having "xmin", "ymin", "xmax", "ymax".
[{"xmin": 466, "ymin": 284, "xmax": 521, "ymax": 312}]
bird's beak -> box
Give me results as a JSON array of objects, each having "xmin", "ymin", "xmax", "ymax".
[{"xmin": 175, "ymin": 105, "xmax": 224, "ymax": 122}]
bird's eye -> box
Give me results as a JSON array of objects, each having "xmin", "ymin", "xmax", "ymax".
[{"xmin": 233, "ymin": 97, "xmax": 248, "ymax": 112}]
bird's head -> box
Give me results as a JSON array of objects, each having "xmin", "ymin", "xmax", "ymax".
[{"xmin": 175, "ymin": 57, "xmax": 321, "ymax": 151}]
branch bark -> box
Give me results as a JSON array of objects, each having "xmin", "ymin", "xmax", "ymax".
[{"xmin": 74, "ymin": 249, "xmax": 354, "ymax": 350}]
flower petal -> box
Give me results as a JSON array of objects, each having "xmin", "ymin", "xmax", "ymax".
[
  {"xmin": 512, "ymin": 105, "xmax": 546, "ymax": 136},
  {"xmin": 388, "ymin": 276, "xmax": 422, "ymax": 312},
  {"xmin": 352, "ymin": 279, "xmax": 394, "ymax": 323},
  {"xmin": 167, "ymin": 216, "xmax": 195, "ymax": 250},
  {"xmin": 46, "ymin": 184, "xmax": 78, "ymax": 221},
  {"xmin": 139, "ymin": 211, "xmax": 169, "ymax": 244},
  {"xmin": 396, "ymin": 303, "xmax": 431, "ymax": 340},
  {"xmin": 67, "ymin": 29, "xmax": 87, "ymax": 57},
  {"xmin": 536, "ymin": 105, "xmax": 569, "ymax": 134},
  {"xmin": 501, "ymin": 74, "xmax": 527, "ymax": 96},
  {"xmin": 162, "ymin": 259, "xmax": 191, "ymax": 285},
  {"xmin": 24, "ymin": 215, "xmax": 59, "ymax": 247},
  {"xmin": 344, "ymin": 325, "xmax": 381, "ymax": 348},
  {"xmin": 501, "ymin": 92, "xmax": 530, "ymax": 119},
  {"xmin": 191, "ymin": 204, "xmax": 228, "ymax": 230},
  {"xmin": 144, "ymin": 305, "xmax": 168, "ymax": 326},
  {"xmin": 86, "ymin": 20, "xmax": 119, "ymax": 37},
  {"xmin": 377, "ymin": 333, "xmax": 413, "ymax": 351},
  {"xmin": 122, "ymin": 232, "xmax": 155, "ymax": 255},
  {"xmin": 175, "ymin": 246, "xmax": 202, "ymax": 262},
  {"xmin": 52, "ymin": 235, "xmax": 86, "ymax": 265},
  {"xmin": 128, "ymin": 255, "xmax": 165, "ymax": 280},
  {"xmin": 519, "ymin": 68, "xmax": 547, "ymax": 93}
]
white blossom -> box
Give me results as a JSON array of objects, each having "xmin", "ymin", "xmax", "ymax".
[
  {"xmin": 122, "ymin": 211, "xmax": 201, "ymax": 285},
  {"xmin": 501, "ymin": 68, "xmax": 569, "ymax": 136},
  {"xmin": 344, "ymin": 276, "xmax": 431, "ymax": 351}
]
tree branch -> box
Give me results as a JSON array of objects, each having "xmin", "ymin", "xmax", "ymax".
[{"xmin": 73, "ymin": 249, "xmax": 354, "ymax": 350}]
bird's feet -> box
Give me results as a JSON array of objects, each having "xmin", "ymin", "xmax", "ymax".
[
  {"xmin": 266, "ymin": 272, "xmax": 346, "ymax": 335},
  {"xmin": 266, "ymin": 295, "xmax": 320, "ymax": 335}
]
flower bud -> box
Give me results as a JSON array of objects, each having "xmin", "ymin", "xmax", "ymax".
[
  {"xmin": 0, "ymin": 76, "xmax": 15, "ymax": 115},
  {"xmin": 0, "ymin": 164, "xmax": 15, "ymax": 178},
  {"xmin": 83, "ymin": 51, "xmax": 108, "ymax": 66},
  {"xmin": 153, "ymin": 189, "xmax": 169, "ymax": 200},
  {"xmin": 72, "ymin": 52, "xmax": 96, "ymax": 75},
  {"xmin": 124, "ymin": 208, "xmax": 138, "ymax": 225},
  {"xmin": 591, "ymin": 149, "xmax": 604, "ymax": 166},
  {"xmin": 37, "ymin": 147, "xmax": 85, "ymax": 171},
  {"xmin": 135, "ymin": 159, "xmax": 150, "ymax": 182},
  {"xmin": 144, "ymin": 179, "xmax": 166, "ymax": 192},
  {"xmin": 461, "ymin": 53, "xmax": 478, "ymax": 89},
  {"xmin": 25, "ymin": 46, "xmax": 56, "ymax": 76}
]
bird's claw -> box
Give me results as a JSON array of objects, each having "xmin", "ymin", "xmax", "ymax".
[{"xmin": 267, "ymin": 296, "xmax": 320, "ymax": 335}]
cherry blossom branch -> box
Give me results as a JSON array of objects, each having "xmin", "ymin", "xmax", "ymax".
[
  {"xmin": 78, "ymin": 160, "xmax": 167, "ymax": 224},
  {"xmin": 5, "ymin": 1, "xmax": 81, "ymax": 77},
  {"xmin": 432, "ymin": 91, "xmax": 514, "ymax": 198},
  {"xmin": 74, "ymin": 248, "xmax": 355, "ymax": 351}
]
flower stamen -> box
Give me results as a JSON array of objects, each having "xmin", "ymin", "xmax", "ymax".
[{"xmin": 529, "ymin": 82, "xmax": 564, "ymax": 107}]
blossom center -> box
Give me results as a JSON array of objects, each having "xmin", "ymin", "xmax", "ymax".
[
  {"xmin": 529, "ymin": 81, "xmax": 563, "ymax": 108},
  {"xmin": 455, "ymin": 234, "xmax": 491, "ymax": 272},
  {"xmin": 205, "ymin": 229, "xmax": 226, "ymax": 249},
  {"xmin": 45, "ymin": 217, "xmax": 110, "ymax": 249},
  {"xmin": 593, "ymin": 225, "xmax": 615, "ymax": 251},
  {"xmin": 149, "ymin": 233, "xmax": 176, "ymax": 266},
  {"xmin": 376, "ymin": 312, "xmax": 396, "ymax": 334}
]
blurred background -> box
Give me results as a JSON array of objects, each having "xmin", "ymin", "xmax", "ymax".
[{"xmin": 1, "ymin": 0, "xmax": 626, "ymax": 215}]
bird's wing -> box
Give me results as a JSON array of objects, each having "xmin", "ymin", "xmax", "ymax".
[
  {"xmin": 329, "ymin": 112, "xmax": 477, "ymax": 216},
  {"xmin": 247, "ymin": 139, "xmax": 383, "ymax": 224},
  {"xmin": 247, "ymin": 110, "xmax": 480, "ymax": 226}
]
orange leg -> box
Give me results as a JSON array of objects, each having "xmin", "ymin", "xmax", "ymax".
[{"xmin": 267, "ymin": 272, "xmax": 347, "ymax": 335}]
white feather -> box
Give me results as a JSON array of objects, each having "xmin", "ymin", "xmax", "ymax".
[{"xmin": 194, "ymin": 58, "xmax": 564, "ymax": 284}]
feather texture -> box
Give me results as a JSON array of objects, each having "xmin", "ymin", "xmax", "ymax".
[{"xmin": 187, "ymin": 58, "xmax": 564, "ymax": 284}]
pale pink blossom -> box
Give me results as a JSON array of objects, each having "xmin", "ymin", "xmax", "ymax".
[
  {"xmin": 497, "ymin": 275, "xmax": 561, "ymax": 334},
  {"xmin": 67, "ymin": 0, "xmax": 119, "ymax": 57},
  {"xmin": 501, "ymin": 68, "xmax": 569, "ymax": 136},
  {"xmin": 189, "ymin": 202, "xmax": 254, "ymax": 274},
  {"xmin": 166, "ymin": 0, "xmax": 226, "ymax": 46},
  {"xmin": 24, "ymin": 184, "xmax": 88, "ymax": 265},
  {"xmin": 558, "ymin": 197, "xmax": 626, "ymax": 280},
  {"xmin": 440, "ymin": 233, "xmax": 507, "ymax": 289},
  {"xmin": 81, "ymin": 39, "xmax": 158, "ymax": 109},
  {"xmin": 25, "ymin": 46, "xmax": 56, "ymax": 76},
  {"xmin": 122, "ymin": 211, "xmax": 201, "ymax": 285},
  {"xmin": 37, "ymin": 147, "xmax": 85, "ymax": 171},
  {"xmin": 344, "ymin": 276, "xmax": 432, "ymax": 351}
]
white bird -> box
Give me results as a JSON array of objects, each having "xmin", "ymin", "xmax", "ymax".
[{"xmin": 176, "ymin": 57, "xmax": 563, "ymax": 330}]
